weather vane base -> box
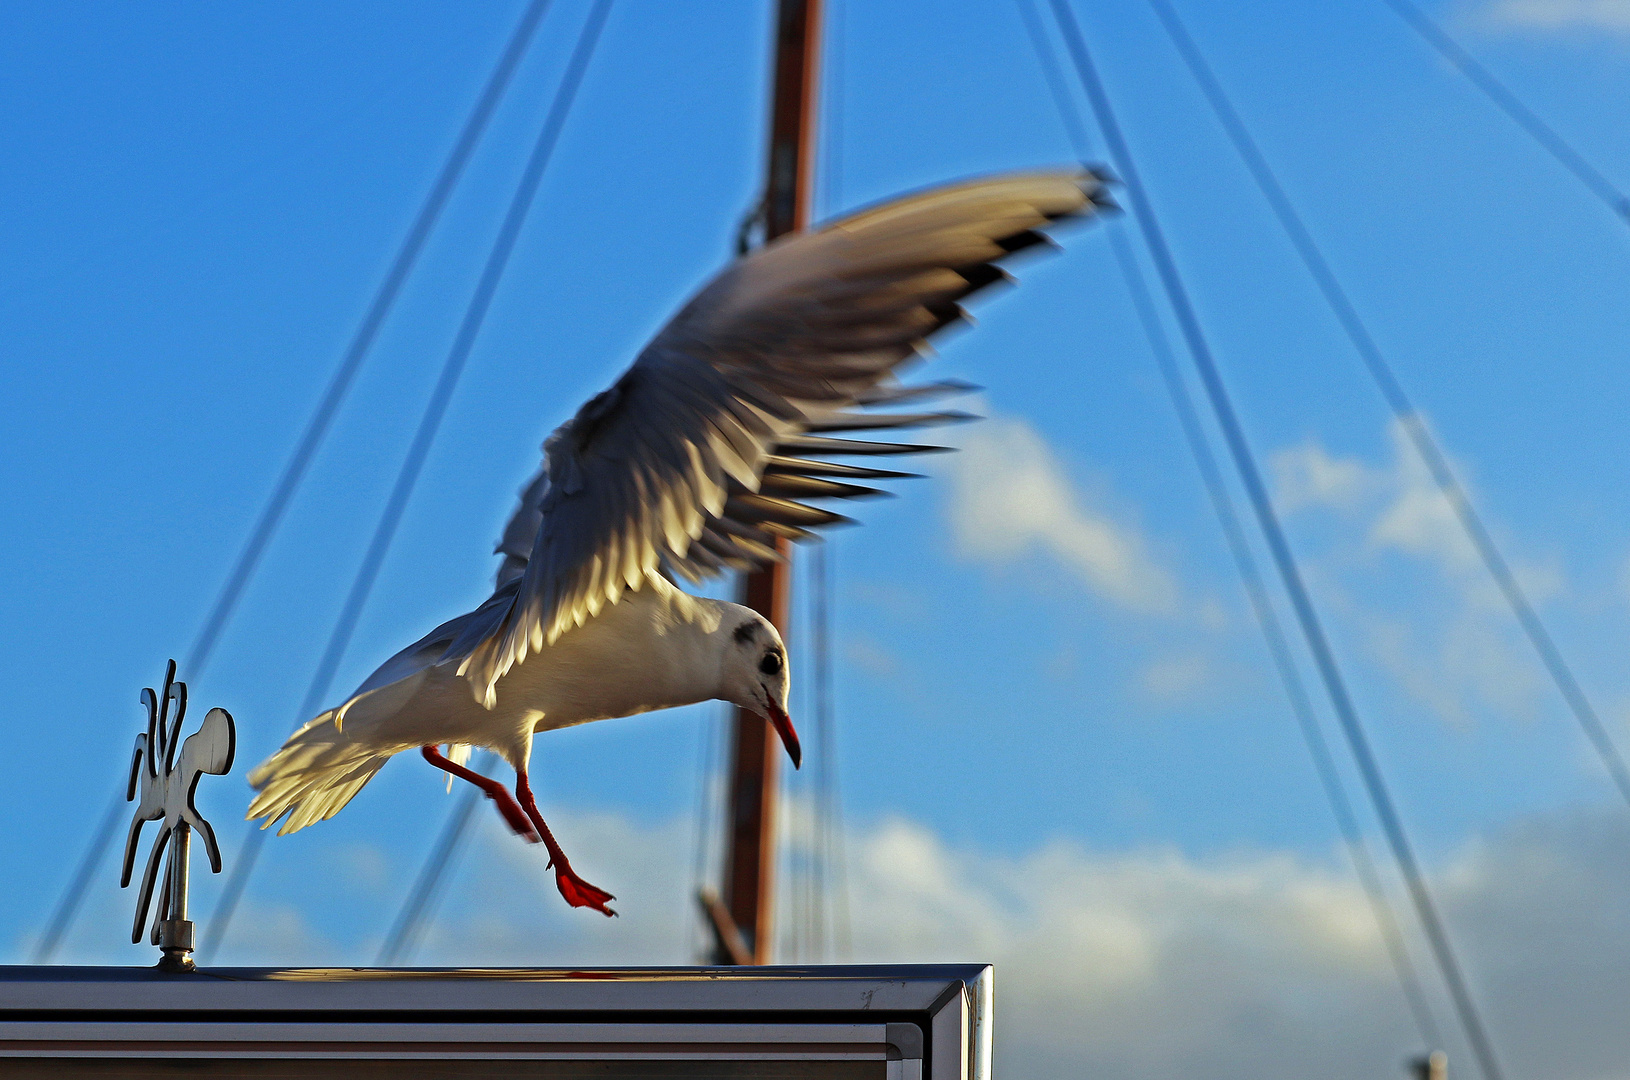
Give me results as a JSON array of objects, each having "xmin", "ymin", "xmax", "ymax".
[{"xmin": 157, "ymin": 920, "xmax": 196, "ymax": 972}]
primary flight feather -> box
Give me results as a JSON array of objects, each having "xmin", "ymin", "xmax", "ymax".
[{"xmin": 247, "ymin": 167, "xmax": 1114, "ymax": 915}]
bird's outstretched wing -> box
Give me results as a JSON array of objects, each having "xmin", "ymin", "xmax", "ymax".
[{"xmin": 455, "ymin": 167, "xmax": 1114, "ymax": 703}]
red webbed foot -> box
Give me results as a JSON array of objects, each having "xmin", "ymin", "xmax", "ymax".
[
  {"xmin": 552, "ymin": 861, "xmax": 617, "ymax": 917},
  {"xmin": 513, "ymin": 768, "xmax": 616, "ymax": 916}
]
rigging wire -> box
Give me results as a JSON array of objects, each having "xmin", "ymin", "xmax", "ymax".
[
  {"xmin": 1017, "ymin": 0, "xmax": 1093, "ymax": 158},
  {"xmin": 359, "ymin": 0, "xmax": 613, "ymax": 967},
  {"xmin": 772, "ymin": 0, "xmax": 854, "ymax": 962},
  {"xmin": 781, "ymin": 574, "xmax": 809, "ymax": 963},
  {"xmin": 181, "ymin": 0, "xmax": 550, "ymax": 687},
  {"xmin": 1378, "ymin": 0, "xmax": 1630, "ymax": 226},
  {"xmin": 30, "ymin": 803, "xmax": 124, "ymax": 967},
  {"xmin": 783, "ymin": 544, "xmax": 839, "ymax": 962},
  {"xmin": 378, "ymin": 750, "xmax": 498, "ymax": 965},
  {"xmin": 1047, "ymin": 3, "xmax": 1506, "ymax": 1078},
  {"xmin": 812, "ymin": 540, "xmax": 851, "ymax": 960},
  {"xmin": 780, "ymin": 584, "xmax": 810, "ymax": 964},
  {"xmin": 822, "ymin": 0, "xmax": 853, "ymax": 964},
  {"xmin": 798, "ymin": 0, "xmax": 850, "ymax": 963},
  {"xmin": 689, "ymin": 705, "xmax": 726, "ymax": 961},
  {"xmin": 819, "ymin": 0, "xmax": 847, "ymax": 223},
  {"xmin": 1113, "ymin": 223, "xmax": 1445, "ymax": 1050},
  {"xmin": 202, "ymin": 0, "xmax": 613, "ymax": 965},
  {"xmin": 30, "ymin": 0, "xmax": 553, "ymax": 968},
  {"xmin": 805, "ymin": 549, "xmax": 827, "ymax": 960},
  {"xmin": 1017, "ymin": 0, "xmax": 1441, "ymax": 1047},
  {"xmin": 1149, "ymin": 0, "xmax": 1630, "ymax": 815}
]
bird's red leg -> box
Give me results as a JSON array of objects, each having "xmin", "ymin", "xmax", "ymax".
[
  {"xmin": 515, "ymin": 770, "xmax": 617, "ymax": 917},
  {"xmin": 421, "ymin": 746, "xmax": 539, "ymax": 842}
]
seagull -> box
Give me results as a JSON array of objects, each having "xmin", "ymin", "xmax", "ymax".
[{"xmin": 247, "ymin": 167, "xmax": 1114, "ymax": 915}]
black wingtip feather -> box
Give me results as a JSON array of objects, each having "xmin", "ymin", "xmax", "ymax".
[
  {"xmin": 763, "ymin": 455, "xmax": 923, "ymax": 480},
  {"xmin": 997, "ymin": 229, "xmax": 1055, "ymax": 255},
  {"xmin": 925, "ymin": 299, "xmax": 968, "ymax": 333},
  {"xmin": 801, "ymin": 409, "xmax": 976, "ymax": 434},
  {"xmin": 776, "ymin": 434, "xmax": 956, "ymax": 456},
  {"xmin": 757, "ymin": 520, "xmax": 820, "ymax": 542},
  {"xmin": 759, "ymin": 473, "xmax": 893, "ymax": 500},
  {"xmin": 957, "ymin": 263, "xmax": 1010, "ymax": 295}
]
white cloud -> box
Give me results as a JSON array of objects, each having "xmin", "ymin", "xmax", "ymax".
[
  {"xmin": 840, "ymin": 821, "xmax": 1402, "ymax": 1079},
  {"xmin": 1367, "ymin": 425, "xmax": 1480, "ymax": 573},
  {"xmin": 405, "ymin": 801, "xmax": 1630, "ymax": 1080},
  {"xmin": 947, "ymin": 417, "xmax": 1177, "ymax": 613},
  {"xmin": 1137, "ymin": 650, "xmax": 1215, "ymax": 704},
  {"xmin": 842, "ymin": 634, "xmax": 902, "ymax": 678},
  {"xmin": 1272, "ymin": 437, "xmax": 1377, "ymax": 514},
  {"xmin": 1480, "ymin": 0, "xmax": 1630, "ymax": 31},
  {"xmin": 1271, "ymin": 422, "xmax": 1479, "ymax": 572},
  {"xmin": 1270, "ymin": 420, "xmax": 1552, "ymax": 724}
]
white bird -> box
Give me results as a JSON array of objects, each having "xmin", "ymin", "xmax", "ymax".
[{"xmin": 247, "ymin": 167, "xmax": 1115, "ymax": 915}]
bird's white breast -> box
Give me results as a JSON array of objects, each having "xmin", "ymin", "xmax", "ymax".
[
  {"xmin": 326, "ymin": 583, "xmax": 729, "ymax": 770},
  {"xmin": 489, "ymin": 584, "xmax": 726, "ymax": 733}
]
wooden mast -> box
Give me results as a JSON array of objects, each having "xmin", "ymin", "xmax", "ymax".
[{"xmin": 708, "ymin": 0, "xmax": 822, "ymax": 967}]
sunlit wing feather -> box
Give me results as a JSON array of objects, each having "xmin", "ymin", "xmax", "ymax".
[{"xmin": 450, "ymin": 167, "xmax": 1114, "ymax": 703}]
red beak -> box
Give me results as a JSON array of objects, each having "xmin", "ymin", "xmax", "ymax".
[{"xmin": 765, "ymin": 703, "xmax": 801, "ymax": 770}]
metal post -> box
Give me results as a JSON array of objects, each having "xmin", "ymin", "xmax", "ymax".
[
  {"xmin": 158, "ymin": 823, "xmax": 195, "ymax": 972},
  {"xmin": 711, "ymin": 0, "xmax": 821, "ymax": 967}
]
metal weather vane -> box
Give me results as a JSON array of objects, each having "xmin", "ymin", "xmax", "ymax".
[{"xmin": 120, "ymin": 659, "xmax": 235, "ymax": 971}]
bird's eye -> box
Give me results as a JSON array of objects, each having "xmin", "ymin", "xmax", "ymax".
[{"xmin": 759, "ymin": 651, "xmax": 783, "ymax": 676}]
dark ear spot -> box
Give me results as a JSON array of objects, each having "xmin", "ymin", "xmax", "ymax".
[{"xmin": 733, "ymin": 622, "xmax": 758, "ymax": 645}]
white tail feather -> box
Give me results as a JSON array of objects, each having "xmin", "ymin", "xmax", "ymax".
[
  {"xmin": 446, "ymin": 743, "xmax": 471, "ymax": 792},
  {"xmin": 246, "ymin": 708, "xmax": 394, "ymax": 836}
]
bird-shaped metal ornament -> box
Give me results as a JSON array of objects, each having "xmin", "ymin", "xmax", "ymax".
[{"xmin": 122, "ymin": 659, "xmax": 235, "ymax": 970}]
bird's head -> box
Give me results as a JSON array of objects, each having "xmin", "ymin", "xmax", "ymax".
[{"xmin": 717, "ymin": 609, "xmax": 798, "ymax": 769}]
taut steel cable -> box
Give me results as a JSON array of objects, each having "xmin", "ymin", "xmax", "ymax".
[
  {"xmin": 33, "ymin": 0, "xmax": 553, "ymax": 966},
  {"xmin": 1048, "ymin": 3, "xmax": 1506, "ymax": 1077},
  {"xmin": 1151, "ymin": 0, "xmax": 1630, "ymax": 814},
  {"xmin": 1017, "ymin": 0, "xmax": 1442, "ymax": 1048},
  {"xmin": 359, "ymin": 0, "xmax": 616, "ymax": 967},
  {"xmin": 1379, "ymin": 0, "xmax": 1630, "ymax": 225}
]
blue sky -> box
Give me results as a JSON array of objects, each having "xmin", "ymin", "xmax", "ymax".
[{"xmin": 6, "ymin": 1, "xmax": 1630, "ymax": 1077}]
